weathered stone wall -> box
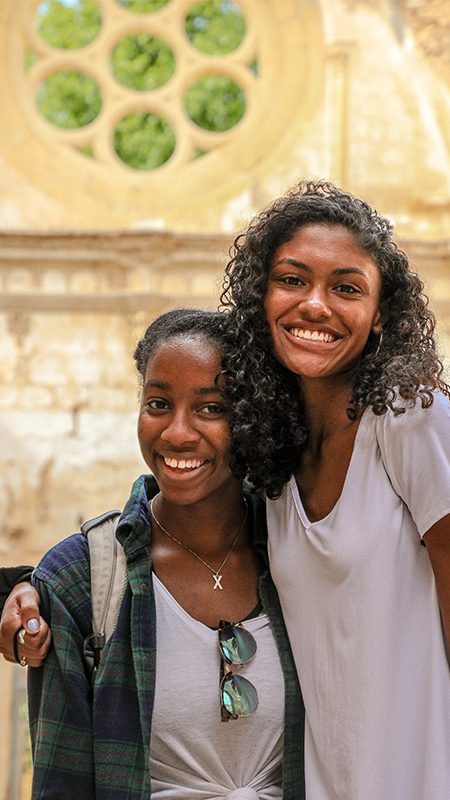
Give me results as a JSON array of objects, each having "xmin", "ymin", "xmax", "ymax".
[
  {"xmin": 0, "ymin": 0, "xmax": 448, "ymax": 237},
  {"xmin": 0, "ymin": 0, "xmax": 449, "ymax": 796},
  {"xmin": 0, "ymin": 230, "xmax": 229, "ymax": 557},
  {"xmin": 0, "ymin": 231, "xmax": 447, "ymax": 570}
]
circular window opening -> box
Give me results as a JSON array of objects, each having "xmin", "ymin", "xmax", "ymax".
[
  {"xmin": 111, "ymin": 34, "xmax": 175, "ymax": 91},
  {"xmin": 36, "ymin": 0, "xmax": 102, "ymax": 50},
  {"xmin": 184, "ymin": 75, "xmax": 245, "ymax": 131},
  {"xmin": 185, "ymin": 0, "xmax": 245, "ymax": 55},
  {"xmin": 37, "ymin": 71, "xmax": 102, "ymax": 128},
  {"xmin": 116, "ymin": 0, "xmax": 171, "ymax": 12},
  {"xmin": 113, "ymin": 111, "xmax": 176, "ymax": 169}
]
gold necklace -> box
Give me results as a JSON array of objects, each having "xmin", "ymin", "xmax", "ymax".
[{"xmin": 149, "ymin": 496, "xmax": 248, "ymax": 591}]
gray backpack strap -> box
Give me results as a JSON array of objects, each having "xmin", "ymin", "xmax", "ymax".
[{"xmin": 81, "ymin": 510, "xmax": 126, "ymax": 682}]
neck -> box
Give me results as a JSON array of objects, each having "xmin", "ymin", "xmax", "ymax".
[
  {"xmin": 300, "ymin": 375, "xmax": 357, "ymax": 443},
  {"xmin": 150, "ymin": 485, "xmax": 248, "ymax": 554}
]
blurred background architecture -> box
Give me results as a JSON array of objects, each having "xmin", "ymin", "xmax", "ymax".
[{"xmin": 0, "ymin": 1, "xmax": 449, "ymax": 796}]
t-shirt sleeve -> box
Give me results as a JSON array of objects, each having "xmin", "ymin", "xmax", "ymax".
[{"xmin": 375, "ymin": 392, "xmax": 450, "ymax": 536}]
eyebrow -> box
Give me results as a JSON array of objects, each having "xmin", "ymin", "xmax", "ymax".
[
  {"xmin": 143, "ymin": 380, "xmax": 221, "ymax": 395},
  {"xmin": 273, "ymin": 258, "xmax": 367, "ymax": 277}
]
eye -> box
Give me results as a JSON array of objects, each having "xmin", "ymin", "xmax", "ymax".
[
  {"xmin": 334, "ymin": 283, "xmax": 360, "ymax": 294},
  {"xmin": 200, "ymin": 403, "xmax": 226, "ymax": 416},
  {"xmin": 144, "ymin": 398, "xmax": 169, "ymax": 411},
  {"xmin": 279, "ymin": 275, "xmax": 305, "ymax": 287}
]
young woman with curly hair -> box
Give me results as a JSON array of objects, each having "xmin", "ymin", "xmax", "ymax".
[
  {"xmin": 1, "ymin": 309, "xmax": 305, "ymax": 800},
  {"xmin": 221, "ymin": 180, "xmax": 450, "ymax": 800}
]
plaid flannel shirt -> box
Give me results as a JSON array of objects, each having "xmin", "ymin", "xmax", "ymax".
[{"xmin": 28, "ymin": 475, "xmax": 305, "ymax": 799}]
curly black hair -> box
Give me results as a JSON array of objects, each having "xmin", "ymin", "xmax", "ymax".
[
  {"xmin": 220, "ymin": 180, "xmax": 449, "ymax": 498},
  {"xmin": 133, "ymin": 308, "xmax": 228, "ymax": 385}
]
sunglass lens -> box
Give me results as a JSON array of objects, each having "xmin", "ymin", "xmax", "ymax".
[
  {"xmin": 219, "ymin": 624, "xmax": 257, "ymax": 665},
  {"xmin": 221, "ymin": 673, "xmax": 259, "ymax": 717}
]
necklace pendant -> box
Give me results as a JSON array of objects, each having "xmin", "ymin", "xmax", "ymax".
[{"xmin": 213, "ymin": 573, "xmax": 223, "ymax": 590}]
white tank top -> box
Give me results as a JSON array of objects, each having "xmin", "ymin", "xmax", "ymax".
[{"xmin": 150, "ymin": 573, "xmax": 285, "ymax": 799}]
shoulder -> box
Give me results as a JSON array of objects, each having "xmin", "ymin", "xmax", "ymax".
[
  {"xmin": 365, "ymin": 393, "xmax": 450, "ymax": 532},
  {"xmin": 34, "ymin": 532, "xmax": 90, "ymax": 594},
  {"xmin": 31, "ymin": 533, "xmax": 93, "ymax": 632},
  {"xmin": 367, "ymin": 392, "xmax": 450, "ymax": 470},
  {"xmin": 370, "ymin": 391, "xmax": 450, "ymax": 441}
]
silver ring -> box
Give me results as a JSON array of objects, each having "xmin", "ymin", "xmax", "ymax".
[
  {"xmin": 19, "ymin": 656, "xmax": 27, "ymax": 667},
  {"xmin": 18, "ymin": 628, "xmax": 26, "ymax": 646}
]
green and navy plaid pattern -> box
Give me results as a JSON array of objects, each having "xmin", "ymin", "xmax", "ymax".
[{"xmin": 28, "ymin": 475, "xmax": 305, "ymax": 799}]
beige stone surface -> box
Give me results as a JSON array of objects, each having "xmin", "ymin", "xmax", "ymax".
[
  {"xmin": 0, "ymin": 0, "xmax": 448, "ymax": 236},
  {"xmin": 0, "ymin": 232, "xmax": 447, "ymax": 570},
  {"xmin": 0, "ymin": 1, "xmax": 449, "ymax": 797}
]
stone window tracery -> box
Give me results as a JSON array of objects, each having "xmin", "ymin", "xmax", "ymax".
[
  {"xmin": 26, "ymin": 0, "xmax": 255, "ymax": 171},
  {"xmin": 3, "ymin": 0, "xmax": 323, "ymax": 228}
]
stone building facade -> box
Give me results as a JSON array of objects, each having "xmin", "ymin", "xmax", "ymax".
[{"xmin": 0, "ymin": 1, "xmax": 449, "ymax": 797}]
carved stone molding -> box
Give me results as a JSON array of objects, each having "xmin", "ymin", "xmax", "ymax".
[{"xmin": 0, "ymin": 229, "xmax": 231, "ymax": 312}]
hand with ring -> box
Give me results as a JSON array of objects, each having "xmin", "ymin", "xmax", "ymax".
[
  {"xmin": 0, "ymin": 582, "xmax": 51, "ymax": 667},
  {"xmin": 14, "ymin": 627, "xmax": 29, "ymax": 667}
]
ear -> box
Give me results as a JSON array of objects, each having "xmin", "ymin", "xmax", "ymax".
[{"xmin": 372, "ymin": 300, "xmax": 389, "ymax": 335}]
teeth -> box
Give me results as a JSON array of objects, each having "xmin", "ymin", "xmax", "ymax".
[
  {"xmin": 163, "ymin": 456, "xmax": 204, "ymax": 470},
  {"xmin": 290, "ymin": 327, "xmax": 336, "ymax": 343}
]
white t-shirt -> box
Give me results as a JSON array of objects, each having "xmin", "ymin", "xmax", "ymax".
[
  {"xmin": 267, "ymin": 393, "xmax": 450, "ymax": 800},
  {"xmin": 150, "ymin": 573, "xmax": 285, "ymax": 799}
]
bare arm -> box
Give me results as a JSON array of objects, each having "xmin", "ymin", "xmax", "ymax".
[
  {"xmin": 423, "ymin": 513, "xmax": 450, "ymax": 659},
  {"xmin": 0, "ymin": 581, "xmax": 51, "ymax": 666}
]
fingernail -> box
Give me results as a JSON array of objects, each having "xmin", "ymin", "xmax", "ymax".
[{"xmin": 27, "ymin": 619, "xmax": 40, "ymax": 634}]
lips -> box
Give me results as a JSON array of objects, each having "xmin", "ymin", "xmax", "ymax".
[
  {"xmin": 289, "ymin": 326, "xmax": 337, "ymax": 343},
  {"xmin": 156, "ymin": 454, "xmax": 210, "ymax": 474},
  {"xmin": 162, "ymin": 455, "xmax": 207, "ymax": 470},
  {"xmin": 287, "ymin": 325, "xmax": 341, "ymax": 344}
]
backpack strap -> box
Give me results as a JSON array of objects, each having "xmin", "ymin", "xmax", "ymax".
[{"xmin": 81, "ymin": 510, "xmax": 126, "ymax": 682}]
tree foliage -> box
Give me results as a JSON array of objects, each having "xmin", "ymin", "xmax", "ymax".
[
  {"xmin": 186, "ymin": 0, "xmax": 245, "ymax": 56},
  {"xmin": 111, "ymin": 34, "xmax": 175, "ymax": 91},
  {"xmin": 118, "ymin": 0, "xmax": 170, "ymax": 12},
  {"xmin": 185, "ymin": 75, "xmax": 245, "ymax": 131},
  {"xmin": 113, "ymin": 112, "xmax": 176, "ymax": 169},
  {"xmin": 38, "ymin": 70, "xmax": 101, "ymax": 128},
  {"xmin": 37, "ymin": 0, "xmax": 101, "ymax": 49}
]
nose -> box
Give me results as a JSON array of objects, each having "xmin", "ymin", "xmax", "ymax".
[
  {"xmin": 299, "ymin": 284, "xmax": 331, "ymax": 318},
  {"xmin": 160, "ymin": 410, "xmax": 200, "ymax": 447}
]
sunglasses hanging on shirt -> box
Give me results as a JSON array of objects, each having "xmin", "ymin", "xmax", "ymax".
[{"xmin": 218, "ymin": 620, "xmax": 258, "ymax": 722}]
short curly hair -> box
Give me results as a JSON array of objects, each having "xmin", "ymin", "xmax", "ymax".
[
  {"xmin": 221, "ymin": 180, "xmax": 449, "ymax": 498},
  {"xmin": 133, "ymin": 308, "xmax": 228, "ymax": 385}
]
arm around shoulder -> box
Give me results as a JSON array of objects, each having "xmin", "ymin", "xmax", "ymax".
[
  {"xmin": 0, "ymin": 582, "xmax": 51, "ymax": 666},
  {"xmin": 423, "ymin": 513, "xmax": 450, "ymax": 660}
]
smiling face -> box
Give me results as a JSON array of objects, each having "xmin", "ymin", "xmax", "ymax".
[
  {"xmin": 264, "ymin": 223, "xmax": 383, "ymax": 385},
  {"xmin": 137, "ymin": 335, "xmax": 236, "ymax": 508}
]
